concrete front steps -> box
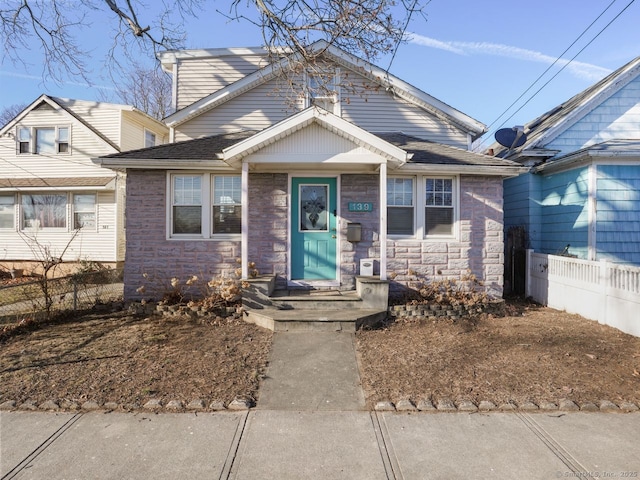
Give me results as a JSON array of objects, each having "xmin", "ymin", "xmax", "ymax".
[{"xmin": 242, "ymin": 276, "xmax": 389, "ymax": 332}]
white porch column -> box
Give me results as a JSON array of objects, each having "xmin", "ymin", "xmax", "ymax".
[
  {"xmin": 379, "ymin": 162, "xmax": 387, "ymax": 280},
  {"xmin": 241, "ymin": 161, "xmax": 249, "ymax": 279}
]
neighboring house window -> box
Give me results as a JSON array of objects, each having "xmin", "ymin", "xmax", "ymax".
[
  {"xmin": 169, "ymin": 173, "xmax": 241, "ymax": 238},
  {"xmin": 387, "ymin": 176, "xmax": 458, "ymax": 238},
  {"xmin": 212, "ymin": 176, "xmax": 241, "ymax": 234},
  {"xmin": 35, "ymin": 128, "xmax": 55, "ymax": 154},
  {"xmin": 0, "ymin": 195, "xmax": 15, "ymax": 229},
  {"xmin": 73, "ymin": 194, "xmax": 96, "ymax": 229},
  {"xmin": 22, "ymin": 193, "xmax": 67, "ymax": 229},
  {"xmin": 145, "ymin": 130, "xmax": 157, "ymax": 148},
  {"xmin": 387, "ymin": 178, "xmax": 414, "ymax": 235},
  {"xmin": 307, "ymin": 69, "xmax": 340, "ymax": 115},
  {"xmin": 57, "ymin": 127, "xmax": 69, "ymax": 153},
  {"xmin": 425, "ymin": 178, "xmax": 454, "ymax": 236},
  {"xmin": 18, "ymin": 128, "xmax": 30, "ymax": 153},
  {"xmin": 17, "ymin": 126, "xmax": 70, "ymax": 154}
]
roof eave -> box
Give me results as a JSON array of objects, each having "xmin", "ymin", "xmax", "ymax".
[
  {"xmin": 397, "ymin": 163, "xmax": 529, "ymax": 177},
  {"xmin": 93, "ymin": 158, "xmax": 234, "ymax": 171}
]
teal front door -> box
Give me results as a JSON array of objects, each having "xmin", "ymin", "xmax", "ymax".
[{"xmin": 291, "ymin": 177, "xmax": 337, "ymax": 281}]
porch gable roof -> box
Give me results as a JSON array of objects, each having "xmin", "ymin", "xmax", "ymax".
[{"xmin": 222, "ymin": 107, "xmax": 409, "ymax": 168}]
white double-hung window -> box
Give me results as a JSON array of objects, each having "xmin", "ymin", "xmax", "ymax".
[
  {"xmin": 424, "ymin": 178, "xmax": 455, "ymax": 236},
  {"xmin": 17, "ymin": 126, "xmax": 70, "ymax": 154},
  {"xmin": 73, "ymin": 194, "xmax": 96, "ymax": 230},
  {"xmin": 0, "ymin": 195, "xmax": 15, "ymax": 229},
  {"xmin": 387, "ymin": 176, "xmax": 458, "ymax": 239},
  {"xmin": 169, "ymin": 173, "xmax": 241, "ymax": 239}
]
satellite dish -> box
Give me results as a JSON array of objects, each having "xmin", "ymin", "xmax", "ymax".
[{"xmin": 495, "ymin": 126, "xmax": 527, "ymax": 149}]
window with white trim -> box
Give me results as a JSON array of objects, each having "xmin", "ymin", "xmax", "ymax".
[
  {"xmin": 387, "ymin": 176, "xmax": 458, "ymax": 239},
  {"xmin": 172, "ymin": 175, "xmax": 202, "ymax": 235},
  {"xmin": 22, "ymin": 193, "xmax": 67, "ymax": 229},
  {"xmin": 0, "ymin": 194, "xmax": 15, "ymax": 229},
  {"xmin": 169, "ymin": 173, "xmax": 241, "ymax": 239},
  {"xmin": 144, "ymin": 129, "xmax": 157, "ymax": 148},
  {"xmin": 73, "ymin": 194, "xmax": 96, "ymax": 230},
  {"xmin": 17, "ymin": 126, "xmax": 71, "ymax": 154},
  {"xmin": 307, "ymin": 68, "xmax": 340, "ymax": 115},
  {"xmin": 18, "ymin": 128, "xmax": 30, "ymax": 153},
  {"xmin": 425, "ymin": 178, "xmax": 454, "ymax": 236},
  {"xmin": 212, "ymin": 176, "xmax": 241, "ymax": 234},
  {"xmin": 387, "ymin": 178, "xmax": 414, "ymax": 235}
]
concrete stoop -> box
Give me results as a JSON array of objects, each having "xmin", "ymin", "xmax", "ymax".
[{"xmin": 242, "ymin": 276, "xmax": 389, "ymax": 332}]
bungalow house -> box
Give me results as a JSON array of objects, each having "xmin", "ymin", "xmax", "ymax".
[
  {"xmin": 497, "ymin": 55, "xmax": 640, "ymax": 288},
  {"xmin": 95, "ymin": 41, "xmax": 525, "ymax": 327},
  {"xmin": 0, "ymin": 95, "xmax": 168, "ymax": 275}
]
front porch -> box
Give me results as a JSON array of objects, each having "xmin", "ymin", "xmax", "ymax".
[{"xmin": 242, "ymin": 275, "xmax": 389, "ymax": 332}]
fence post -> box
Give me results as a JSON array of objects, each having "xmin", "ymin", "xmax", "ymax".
[
  {"xmin": 599, "ymin": 259, "xmax": 608, "ymax": 325},
  {"xmin": 525, "ymin": 249, "xmax": 533, "ymax": 298}
]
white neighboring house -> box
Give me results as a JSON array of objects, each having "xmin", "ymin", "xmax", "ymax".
[{"xmin": 0, "ymin": 95, "xmax": 168, "ymax": 275}]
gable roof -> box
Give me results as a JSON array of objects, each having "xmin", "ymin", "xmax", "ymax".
[
  {"xmin": 97, "ymin": 110, "xmax": 524, "ymax": 177},
  {"xmin": 163, "ymin": 40, "xmax": 486, "ymax": 139},
  {"xmin": 222, "ymin": 107, "xmax": 409, "ymax": 168},
  {"xmin": 491, "ymin": 55, "xmax": 640, "ymax": 160},
  {"xmin": 0, "ymin": 95, "xmax": 168, "ymax": 153}
]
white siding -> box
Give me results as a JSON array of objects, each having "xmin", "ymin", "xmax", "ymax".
[
  {"xmin": 1, "ymin": 104, "xmax": 117, "ymax": 179},
  {"xmin": 176, "ymin": 54, "xmax": 268, "ymax": 109},
  {"xmin": 175, "ymin": 63, "xmax": 469, "ymax": 147},
  {"xmin": 175, "ymin": 80, "xmax": 295, "ymax": 140},
  {"xmin": 120, "ymin": 111, "xmax": 168, "ymax": 152},
  {"xmin": 0, "ymin": 99, "xmax": 165, "ymax": 265},
  {"xmin": 116, "ymin": 174, "xmax": 126, "ymax": 262},
  {"xmin": 341, "ymin": 88, "xmax": 468, "ymax": 147},
  {"xmin": 58, "ymin": 99, "xmax": 123, "ymax": 149},
  {"xmin": 0, "ymin": 190, "xmax": 118, "ymax": 263}
]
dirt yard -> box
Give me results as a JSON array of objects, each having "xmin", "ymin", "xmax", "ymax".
[
  {"xmin": 357, "ymin": 300, "xmax": 640, "ymax": 408},
  {"xmin": 0, "ymin": 309, "xmax": 272, "ymax": 409},
  {"xmin": 0, "ymin": 299, "xmax": 639, "ymax": 410}
]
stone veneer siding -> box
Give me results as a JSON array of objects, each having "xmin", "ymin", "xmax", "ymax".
[
  {"xmin": 247, "ymin": 173, "xmax": 289, "ymax": 289},
  {"xmin": 387, "ymin": 175, "xmax": 505, "ymax": 297},
  {"xmin": 124, "ymin": 171, "xmax": 504, "ymax": 299},
  {"xmin": 124, "ymin": 170, "xmax": 240, "ymax": 300},
  {"xmin": 340, "ymin": 174, "xmax": 381, "ymax": 289}
]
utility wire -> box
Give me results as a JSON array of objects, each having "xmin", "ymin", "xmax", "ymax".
[{"xmin": 477, "ymin": 0, "xmax": 636, "ymax": 151}]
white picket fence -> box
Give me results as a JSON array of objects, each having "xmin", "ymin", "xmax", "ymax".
[{"xmin": 526, "ymin": 250, "xmax": 640, "ymax": 337}]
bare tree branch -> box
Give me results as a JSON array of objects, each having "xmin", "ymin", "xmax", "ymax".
[{"xmin": 1, "ymin": 0, "xmax": 428, "ymax": 96}]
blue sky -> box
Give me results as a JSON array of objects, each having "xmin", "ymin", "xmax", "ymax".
[{"xmin": 1, "ymin": 0, "xmax": 638, "ymax": 148}]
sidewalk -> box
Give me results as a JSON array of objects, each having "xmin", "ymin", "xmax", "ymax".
[{"xmin": 1, "ymin": 410, "xmax": 639, "ymax": 479}]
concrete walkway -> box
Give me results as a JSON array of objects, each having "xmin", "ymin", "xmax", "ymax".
[
  {"xmin": 257, "ymin": 332, "xmax": 365, "ymax": 410},
  {"xmin": 2, "ymin": 410, "xmax": 639, "ymax": 479}
]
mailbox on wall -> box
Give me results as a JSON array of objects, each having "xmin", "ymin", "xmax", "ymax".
[{"xmin": 346, "ymin": 223, "xmax": 361, "ymax": 242}]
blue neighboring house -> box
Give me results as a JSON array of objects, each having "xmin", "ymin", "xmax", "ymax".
[{"xmin": 494, "ymin": 55, "xmax": 640, "ymax": 277}]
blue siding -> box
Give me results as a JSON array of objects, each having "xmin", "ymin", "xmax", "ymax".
[
  {"xmin": 503, "ymin": 174, "xmax": 530, "ymax": 229},
  {"xmin": 503, "ymin": 173, "xmax": 542, "ymax": 250},
  {"xmin": 547, "ymin": 77, "xmax": 640, "ymax": 155},
  {"xmin": 539, "ymin": 167, "xmax": 589, "ymax": 258},
  {"xmin": 596, "ymin": 165, "xmax": 640, "ymax": 265}
]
